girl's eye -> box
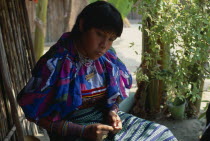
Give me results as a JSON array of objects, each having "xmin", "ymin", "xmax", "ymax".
[
  {"xmin": 96, "ymin": 30, "xmax": 117, "ymax": 41},
  {"xmin": 109, "ymin": 37, "xmax": 116, "ymax": 42},
  {"xmin": 96, "ymin": 31, "xmax": 103, "ymax": 37}
]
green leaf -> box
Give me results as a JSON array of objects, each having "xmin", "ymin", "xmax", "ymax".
[
  {"xmin": 129, "ymin": 42, "xmax": 135, "ymax": 48},
  {"xmin": 135, "ymin": 51, "xmax": 139, "ymax": 55},
  {"xmin": 198, "ymin": 112, "xmax": 206, "ymax": 119}
]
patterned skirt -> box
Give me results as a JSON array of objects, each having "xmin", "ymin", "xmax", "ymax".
[{"xmin": 49, "ymin": 107, "xmax": 177, "ymax": 141}]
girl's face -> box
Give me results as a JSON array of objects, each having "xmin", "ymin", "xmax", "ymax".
[{"xmin": 79, "ymin": 28, "xmax": 117, "ymax": 60}]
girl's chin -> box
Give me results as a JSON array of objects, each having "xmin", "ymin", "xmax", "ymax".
[
  {"xmin": 91, "ymin": 56, "xmax": 100, "ymax": 60},
  {"xmin": 89, "ymin": 54, "xmax": 103, "ymax": 60},
  {"xmin": 90, "ymin": 55, "xmax": 102, "ymax": 60}
]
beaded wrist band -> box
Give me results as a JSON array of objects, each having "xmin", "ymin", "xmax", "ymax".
[{"xmin": 110, "ymin": 103, "xmax": 119, "ymax": 113}]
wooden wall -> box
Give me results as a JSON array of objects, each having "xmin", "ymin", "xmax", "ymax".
[
  {"xmin": 25, "ymin": 0, "xmax": 88, "ymax": 43},
  {"xmin": 25, "ymin": 0, "xmax": 36, "ymax": 45},
  {"xmin": 0, "ymin": 0, "xmax": 37, "ymax": 140},
  {"xmin": 46, "ymin": 0, "xmax": 88, "ymax": 42}
]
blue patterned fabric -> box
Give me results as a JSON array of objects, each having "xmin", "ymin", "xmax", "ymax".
[
  {"xmin": 49, "ymin": 107, "xmax": 178, "ymax": 141},
  {"xmin": 17, "ymin": 32, "xmax": 132, "ymax": 121}
]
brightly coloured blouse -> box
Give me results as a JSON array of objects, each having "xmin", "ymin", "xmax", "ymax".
[{"xmin": 17, "ymin": 32, "xmax": 132, "ymax": 122}]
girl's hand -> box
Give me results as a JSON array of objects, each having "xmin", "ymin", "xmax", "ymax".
[
  {"xmin": 107, "ymin": 111, "xmax": 122, "ymax": 134},
  {"xmin": 83, "ymin": 123, "xmax": 114, "ymax": 141}
]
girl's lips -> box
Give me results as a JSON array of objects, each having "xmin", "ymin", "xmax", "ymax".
[{"xmin": 97, "ymin": 52, "xmax": 104, "ymax": 56}]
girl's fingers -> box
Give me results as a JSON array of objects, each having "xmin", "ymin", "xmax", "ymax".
[
  {"xmin": 114, "ymin": 121, "xmax": 122, "ymax": 128},
  {"xmin": 113, "ymin": 115, "xmax": 121, "ymax": 127},
  {"xmin": 101, "ymin": 130, "xmax": 109, "ymax": 135},
  {"xmin": 99, "ymin": 124, "xmax": 114, "ymax": 131}
]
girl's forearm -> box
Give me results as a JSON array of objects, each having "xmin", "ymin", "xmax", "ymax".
[{"xmin": 29, "ymin": 118, "xmax": 84, "ymax": 137}]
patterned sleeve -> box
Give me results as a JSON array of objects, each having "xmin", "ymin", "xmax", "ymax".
[
  {"xmin": 17, "ymin": 34, "xmax": 78, "ymax": 122},
  {"xmin": 104, "ymin": 47, "xmax": 132, "ymax": 108}
]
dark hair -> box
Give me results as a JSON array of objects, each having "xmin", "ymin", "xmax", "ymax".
[{"xmin": 71, "ymin": 1, "xmax": 123, "ymax": 37}]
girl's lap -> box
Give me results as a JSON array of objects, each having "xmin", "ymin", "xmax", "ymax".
[{"xmin": 53, "ymin": 107, "xmax": 177, "ymax": 141}]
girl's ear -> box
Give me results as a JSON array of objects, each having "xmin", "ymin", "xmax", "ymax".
[{"xmin": 79, "ymin": 19, "xmax": 84, "ymax": 32}]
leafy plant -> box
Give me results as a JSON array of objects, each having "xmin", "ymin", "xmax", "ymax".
[
  {"xmin": 132, "ymin": 0, "xmax": 210, "ymax": 116},
  {"xmin": 108, "ymin": 0, "xmax": 133, "ymax": 18}
]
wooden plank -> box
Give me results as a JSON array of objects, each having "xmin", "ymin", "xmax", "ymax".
[
  {"xmin": 0, "ymin": 0, "xmax": 37, "ymax": 140},
  {"xmin": 46, "ymin": 0, "xmax": 88, "ymax": 42},
  {"xmin": 0, "ymin": 1, "xmax": 17, "ymax": 141},
  {"xmin": 46, "ymin": 0, "xmax": 66, "ymax": 42},
  {"xmin": 0, "ymin": 27, "xmax": 24, "ymax": 141},
  {"xmin": 19, "ymin": 0, "xmax": 36, "ymax": 68},
  {"xmin": 3, "ymin": 116, "xmax": 25, "ymax": 141},
  {"xmin": 0, "ymin": 79, "xmax": 9, "ymax": 141}
]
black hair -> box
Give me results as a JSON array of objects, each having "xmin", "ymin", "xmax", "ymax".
[{"xmin": 71, "ymin": 1, "xmax": 123, "ymax": 38}]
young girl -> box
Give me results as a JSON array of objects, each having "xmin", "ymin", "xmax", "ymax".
[{"xmin": 17, "ymin": 1, "xmax": 177, "ymax": 141}]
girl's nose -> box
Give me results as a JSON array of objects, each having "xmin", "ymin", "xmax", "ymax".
[{"xmin": 100, "ymin": 39, "xmax": 107, "ymax": 49}]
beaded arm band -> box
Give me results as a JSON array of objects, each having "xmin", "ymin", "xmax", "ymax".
[
  {"xmin": 109, "ymin": 95, "xmax": 122, "ymax": 113},
  {"xmin": 35, "ymin": 118, "xmax": 84, "ymax": 137},
  {"xmin": 110, "ymin": 103, "xmax": 119, "ymax": 113}
]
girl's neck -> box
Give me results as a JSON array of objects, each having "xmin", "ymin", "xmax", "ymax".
[{"xmin": 73, "ymin": 39, "xmax": 88, "ymax": 58}]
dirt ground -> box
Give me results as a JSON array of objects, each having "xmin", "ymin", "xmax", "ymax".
[
  {"xmin": 157, "ymin": 118, "xmax": 206, "ymax": 141},
  {"xmin": 160, "ymin": 91, "xmax": 210, "ymax": 141}
]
